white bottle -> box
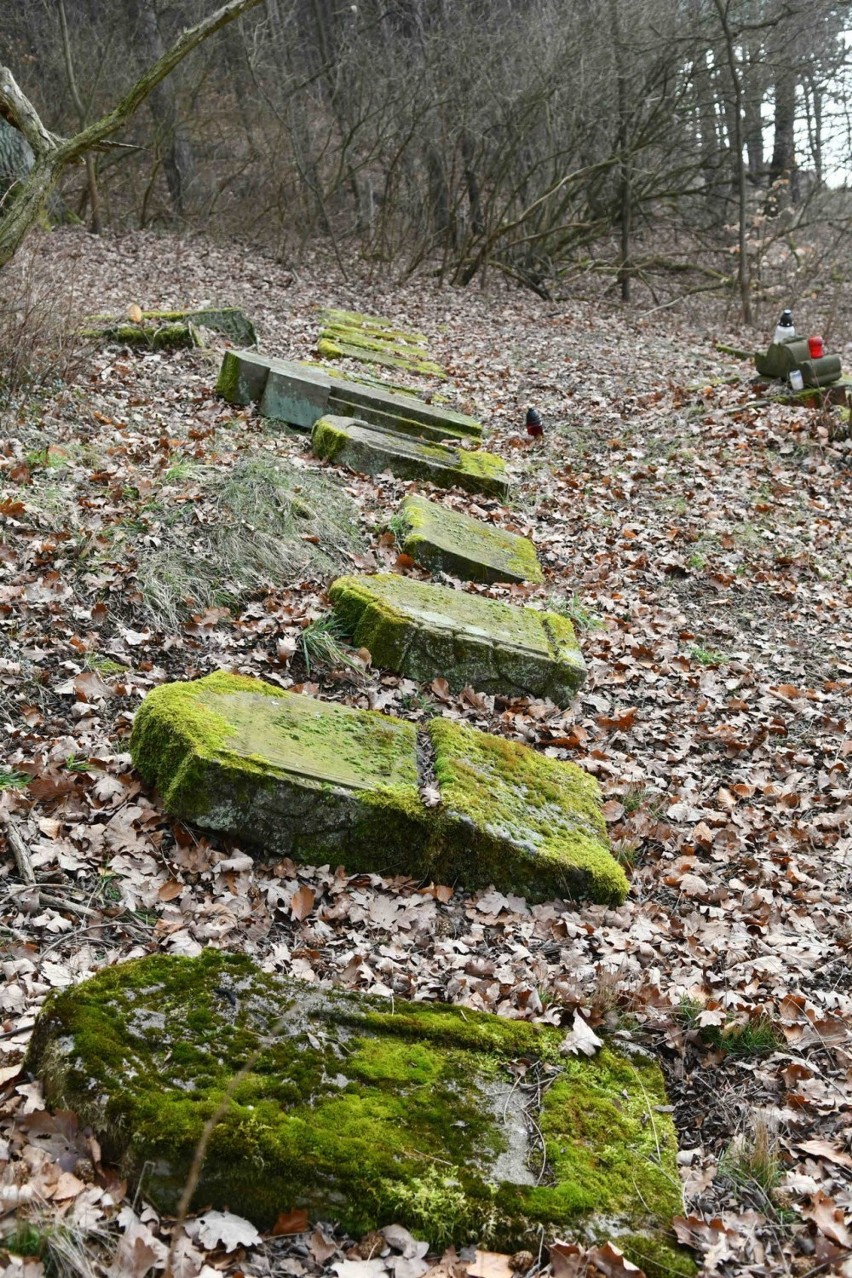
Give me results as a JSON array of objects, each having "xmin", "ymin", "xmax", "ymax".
[{"xmin": 774, "ymin": 309, "xmax": 795, "ymax": 344}]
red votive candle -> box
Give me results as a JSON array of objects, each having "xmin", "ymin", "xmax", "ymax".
[{"xmin": 808, "ymin": 335, "xmax": 824, "ymax": 358}]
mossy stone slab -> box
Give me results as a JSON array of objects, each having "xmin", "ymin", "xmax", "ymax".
[
  {"xmin": 86, "ymin": 306, "xmax": 256, "ymax": 348},
  {"xmin": 27, "ymin": 950, "xmax": 690, "ymax": 1275},
  {"xmin": 318, "ymin": 308, "xmax": 445, "ymax": 378},
  {"xmin": 216, "ymin": 353, "xmax": 482, "ymax": 444},
  {"xmin": 312, "ymin": 416, "xmax": 509, "ymax": 498},
  {"xmin": 329, "ymin": 574, "xmax": 584, "ymax": 704},
  {"xmin": 129, "ymin": 673, "xmax": 626, "ymax": 904},
  {"xmin": 397, "ymin": 495, "xmax": 543, "ymax": 585},
  {"xmin": 129, "ymin": 671, "xmax": 430, "ymax": 876}
]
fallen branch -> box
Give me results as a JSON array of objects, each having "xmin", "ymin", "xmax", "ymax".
[{"xmin": 3, "ymin": 816, "xmax": 35, "ymax": 885}]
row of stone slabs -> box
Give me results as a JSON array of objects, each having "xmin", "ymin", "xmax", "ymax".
[{"xmin": 217, "ymin": 350, "xmax": 510, "ymax": 498}]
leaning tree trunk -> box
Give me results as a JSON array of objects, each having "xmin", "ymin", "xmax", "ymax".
[{"xmin": 0, "ymin": 0, "xmax": 263, "ymax": 269}]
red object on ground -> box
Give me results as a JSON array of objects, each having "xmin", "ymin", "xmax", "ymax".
[
  {"xmin": 808, "ymin": 335, "xmax": 824, "ymax": 358},
  {"xmin": 525, "ymin": 407, "xmax": 543, "ymax": 437}
]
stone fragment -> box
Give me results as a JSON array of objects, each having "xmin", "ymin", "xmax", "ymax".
[
  {"xmin": 129, "ymin": 673, "xmax": 625, "ymax": 903},
  {"xmin": 312, "ymin": 416, "xmax": 508, "ymax": 498},
  {"xmin": 396, "ymin": 494, "xmax": 543, "ymax": 585},
  {"xmin": 85, "ymin": 306, "xmax": 256, "ymax": 348},
  {"xmin": 329, "ymin": 574, "xmax": 583, "ymax": 703},
  {"xmin": 217, "ymin": 352, "xmax": 481, "ymax": 443},
  {"xmin": 27, "ymin": 949, "xmax": 689, "ymax": 1277}
]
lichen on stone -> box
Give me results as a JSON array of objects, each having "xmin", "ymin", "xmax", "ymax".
[{"xmin": 26, "ymin": 950, "xmax": 689, "ymax": 1269}]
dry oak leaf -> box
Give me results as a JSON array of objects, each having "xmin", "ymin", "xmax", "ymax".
[
  {"xmin": 586, "ymin": 1242, "xmax": 644, "ymax": 1276},
  {"xmin": 272, "ymin": 1208, "xmax": 310, "ymax": 1236},
  {"xmin": 800, "ymin": 1193, "xmax": 852, "ymax": 1248},
  {"xmin": 291, "ymin": 885, "xmax": 316, "ymax": 920},
  {"xmin": 560, "ymin": 1012, "xmax": 603, "ymax": 1057},
  {"xmin": 797, "ymin": 1140, "xmax": 852, "ymax": 1169},
  {"xmin": 194, "ymin": 1210, "xmax": 262, "ymax": 1252}
]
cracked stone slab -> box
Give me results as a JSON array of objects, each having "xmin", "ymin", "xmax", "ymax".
[
  {"xmin": 397, "ymin": 494, "xmax": 543, "ymax": 585},
  {"xmin": 317, "ymin": 307, "xmax": 446, "ymax": 378},
  {"xmin": 129, "ymin": 672, "xmax": 626, "ymax": 904},
  {"xmin": 312, "ymin": 416, "xmax": 508, "ymax": 498},
  {"xmin": 329, "ymin": 573, "xmax": 584, "ymax": 703},
  {"xmin": 27, "ymin": 950, "xmax": 688, "ymax": 1273},
  {"xmin": 216, "ymin": 351, "xmax": 481, "ymax": 443}
]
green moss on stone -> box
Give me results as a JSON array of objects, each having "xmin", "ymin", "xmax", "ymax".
[
  {"xmin": 398, "ymin": 496, "xmax": 543, "ymax": 585},
  {"xmin": 27, "ymin": 950, "xmax": 686, "ymax": 1259},
  {"xmin": 327, "ymin": 574, "xmax": 585, "ymax": 704},
  {"xmin": 129, "ymin": 673, "xmax": 429, "ymax": 875},
  {"xmin": 312, "ymin": 415, "xmax": 350, "ymax": 463},
  {"xmin": 428, "ymin": 717, "xmax": 627, "ymax": 905}
]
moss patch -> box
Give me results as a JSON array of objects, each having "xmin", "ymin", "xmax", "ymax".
[
  {"xmin": 87, "ymin": 306, "xmax": 256, "ymax": 348},
  {"xmin": 27, "ymin": 950, "xmax": 685, "ymax": 1260},
  {"xmin": 129, "ymin": 674, "xmax": 624, "ymax": 903},
  {"xmin": 398, "ymin": 495, "xmax": 543, "ymax": 585},
  {"xmin": 311, "ymin": 416, "xmax": 509, "ymax": 498},
  {"xmin": 328, "ymin": 574, "xmax": 585, "ymax": 704}
]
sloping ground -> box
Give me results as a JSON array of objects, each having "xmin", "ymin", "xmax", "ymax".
[{"xmin": 0, "ymin": 227, "xmax": 851, "ymax": 1277}]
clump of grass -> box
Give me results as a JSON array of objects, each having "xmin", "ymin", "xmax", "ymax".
[
  {"xmin": 387, "ymin": 511, "xmax": 408, "ymax": 542},
  {"xmin": 548, "ymin": 592, "xmax": 605, "ymax": 632},
  {"xmin": 0, "ymin": 767, "xmax": 30, "ymax": 791},
  {"xmin": 676, "ymin": 1002, "xmax": 782, "ymax": 1057},
  {"xmin": 135, "ymin": 455, "xmax": 365, "ymax": 628},
  {"xmin": 688, "ymin": 643, "xmax": 728, "ymax": 667},
  {"xmin": 301, "ymin": 616, "xmax": 361, "ymax": 676},
  {"xmin": 720, "ymin": 1109, "xmax": 782, "ymax": 1203}
]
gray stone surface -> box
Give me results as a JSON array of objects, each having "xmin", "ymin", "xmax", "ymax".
[{"xmin": 216, "ymin": 351, "xmax": 482, "ymax": 443}]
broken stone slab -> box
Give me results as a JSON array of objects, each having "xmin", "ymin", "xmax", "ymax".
[
  {"xmin": 129, "ymin": 672, "xmax": 626, "ymax": 904},
  {"xmin": 27, "ymin": 950, "xmax": 689, "ymax": 1274},
  {"xmin": 312, "ymin": 416, "xmax": 508, "ymax": 499},
  {"xmin": 329, "ymin": 573, "xmax": 584, "ymax": 703},
  {"xmin": 85, "ymin": 306, "xmax": 256, "ymax": 348},
  {"xmin": 216, "ymin": 351, "xmax": 481, "ymax": 443},
  {"xmin": 396, "ymin": 494, "xmax": 543, "ymax": 585},
  {"xmin": 318, "ymin": 307, "xmax": 445, "ymax": 378}
]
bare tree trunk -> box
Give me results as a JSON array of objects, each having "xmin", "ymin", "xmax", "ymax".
[
  {"xmin": 768, "ymin": 58, "xmax": 797, "ymax": 206},
  {"xmin": 123, "ymin": 0, "xmax": 197, "ymax": 218},
  {"xmin": 712, "ymin": 0, "xmax": 752, "ymax": 324},
  {"xmin": 0, "ymin": 0, "xmax": 263, "ymax": 268},
  {"xmin": 57, "ymin": 0, "xmax": 101, "ymax": 231}
]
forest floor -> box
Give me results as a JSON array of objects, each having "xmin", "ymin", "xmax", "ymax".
[{"xmin": 0, "ymin": 227, "xmax": 850, "ymax": 1278}]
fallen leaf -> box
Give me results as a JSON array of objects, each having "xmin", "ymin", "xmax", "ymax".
[
  {"xmin": 272, "ymin": 1208, "xmax": 310, "ymax": 1235},
  {"xmin": 291, "ymin": 885, "xmax": 316, "ymax": 920},
  {"xmin": 466, "ymin": 1252, "xmax": 514, "ymax": 1278},
  {"xmin": 194, "ymin": 1210, "xmax": 262, "ymax": 1252},
  {"xmin": 560, "ymin": 1012, "xmax": 603, "ymax": 1057}
]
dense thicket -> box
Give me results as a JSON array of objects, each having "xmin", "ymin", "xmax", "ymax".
[{"xmin": 2, "ymin": 0, "xmax": 851, "ymax": 311}]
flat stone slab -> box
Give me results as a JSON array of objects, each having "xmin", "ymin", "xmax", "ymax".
[
  {"xmin": 216, "ymin": 351, "xmax": 480, "ymax": 444},
  {"xmin": 318, "ymin": 307, "xmax": 445, "ymax": 378},
  {"xmin": 129, "ymin": 672, "xmax": 626, "ymax": 904},
  {"xmin": 329, "ymin": 574, "xmax": 584, "ymax": 703},
  {"xmin": 27, "ymin": 949, "xmax": 686, "ymax": 1270},
  {"xmin": 397, "ymin": 494, "xmax": 543, "ymax": 585},
  {"xmin": 312, "ymin": 416, "xmax": 508, "ymax": 499}
]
